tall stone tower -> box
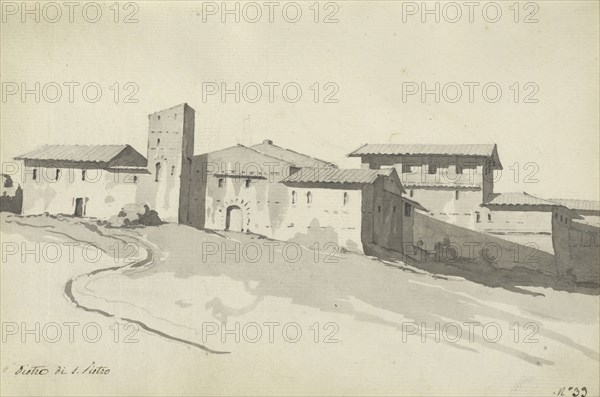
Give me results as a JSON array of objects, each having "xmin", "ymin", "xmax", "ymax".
[{"xmin": 145, "ymin": 103, "xmax": 195, "ymax": 224}]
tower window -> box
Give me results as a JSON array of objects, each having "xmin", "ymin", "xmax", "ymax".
[
  {"xmin": 218, "ymin": 178, "xmax": 224, "ymax": 188},
  {"xmin": 32, "ymin": 169, "xmax": 37, "ymax": 181},
  {"xmin": 55, "ymin": 169, "xmax": 61, "ymax": 180},
  {"xmin": 245, "ymin": 179, "xmax": 251, "ymax": 188},
  {"xmin": 410, "ymin": 190, "xmax": 414, "ymax": 198},
  {"xmin": 171, "ymin": 165, "xmax": 175, "ymax": 176},
  {"xmin": 157, "ymin": 115, "xmax": 161, "ymax": 120},
  {"xmin": 155, "ymin": 162, "xmax": 162, "ymax": 182},
  {"xmin": 157, "ymin": 138, "xmax": 160, "ymax": 146},
  {"xmin": 291, "ymin": 190, "xmax": 297, "ymax": 204},
  {"xmin": 82, "ymin": 170, "xmax": 86, "ymax": 181},
  {"xmin": 307, "ymin": 191, "xmax": 312, "ymax": 204},
  {"xmin": 455, "ymin": 190, "xmax": 459, "ymax": 200},
  {"xmin": 393, "ymin": 206, "xmax": 397, "ymax": 213},
  {"xmin": 378, "ymin": 205, "xmax": 382, "ymax": 213},
  {"xmin": 343, "ymin": 192, "xmax": 349, "ymax": 206},
  {"xmin": 488, "ymin": 213, "xmax": 492, "ymax": 222},
  {"xmin": 133, "ymin": 176, "xmax": 138, "ymax": 183},
  {"xmin": 404, "ymin": 203, "xmax": 412, "ymax": 217},
  {"xmin": 476, "ymin": 212, "xmax": 481, "ymax": 223}
]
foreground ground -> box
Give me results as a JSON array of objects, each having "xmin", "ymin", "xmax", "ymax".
[{"xmin": 1, "ymin": 213, "xmax": 599, "ymax": 396}]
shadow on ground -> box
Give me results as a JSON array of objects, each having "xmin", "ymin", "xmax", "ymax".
[{"xmin": 364, "ymin": 244, "xmax": 600, "ymax": 297}]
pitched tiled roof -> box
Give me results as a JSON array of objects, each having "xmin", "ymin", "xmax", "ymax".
[
  {"xmin": 348, "ymin": 143, "xmax": 502, "ymax": 169},
  {"xmin": 548, "ymin": 199, "xmax": 600, "ymax": 212},
  {"xmin": 402, "ymin": 197, "xmax": 428, "ymax": 212},
  {"xmin": 348, "ymin": 143, "xmax": 495, "ymax": 156},
  {"xmin": 484, "ymin": 192, "xmax": 562, "ymax": 207},
  {"xmin": 403, "ymin": 181, "xmax": 481, "ymax": 189},
  {"xmin": 251, "ymin": 141, "xmax": 336, "ymax": 168},
  {"xmin": 15, "ymin": 145, "xmax": 135, "ymax": 163},
  {"xmin": 484, "ymin": 192, "xmax": 584, "ymax": 219},
  {"xmin": 281, "ymin": 168, "xmax": 391, "ymax": 185}
]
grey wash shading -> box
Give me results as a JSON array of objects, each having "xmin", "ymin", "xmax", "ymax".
[
  {"xmin": 3, "ymin": 103, "xmax": 598, "ymax": 396},
  {"xmin": 12, "ymin": 104, "xmax": 599, "ymax": 289}
]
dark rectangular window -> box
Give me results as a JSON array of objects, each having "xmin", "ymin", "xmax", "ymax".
[
  {"xmin": 428, "ymin": 163, "xmax": 437, "ymax": 174},
  {"xmin": 404, "ymin": 203, "xmax": 412, "ymax": 217},
  {"xmin": 218, "ymin": 178, "xmax": 224, "ymax": 188}
]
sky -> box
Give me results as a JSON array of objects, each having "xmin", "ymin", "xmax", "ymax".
[{"xmin": 1, "ymin": 0, "xmax": 599, "ymax": 200}]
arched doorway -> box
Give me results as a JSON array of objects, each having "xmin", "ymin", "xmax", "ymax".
[{"xmin": 225, "ymin": 205, "xmax": 243, "ymax": 231}]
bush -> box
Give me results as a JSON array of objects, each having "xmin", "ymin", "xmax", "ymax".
[{"xmin": 108, "ymin": 203, "xmax": 162, "ymax": 227}]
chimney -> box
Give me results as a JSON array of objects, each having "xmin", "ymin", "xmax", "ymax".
[{"xmin": 263, "ymin": 139, "xmax": 273, "ymax": 145}]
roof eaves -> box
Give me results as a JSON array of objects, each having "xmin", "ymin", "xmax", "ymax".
[{"xmin": 346, "ymin": 143, "xmax": 368, "ymax": 157}]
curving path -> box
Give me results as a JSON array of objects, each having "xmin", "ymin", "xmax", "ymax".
[{"xmin": 8, "ymin": 216, "xmax": 230, "ymax": 355}]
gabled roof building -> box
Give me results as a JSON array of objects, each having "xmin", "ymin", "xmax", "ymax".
[
  {"xmin": 348, "ymin": 143, "xmax": 501, "ymax": 230},
  {"xmin": 187, "ymin": 140, "xmax": 423, "ymax": 253}
]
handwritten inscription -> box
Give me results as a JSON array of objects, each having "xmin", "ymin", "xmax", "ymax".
[
  {"xmin": 15, "ymin": 362, "xmax": 110, "ymax": 376},
  {"xmin": 554, "ymin": 387, "xmax": 588, "ymax": 397}
]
